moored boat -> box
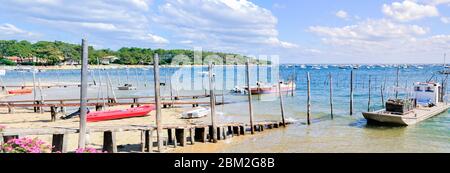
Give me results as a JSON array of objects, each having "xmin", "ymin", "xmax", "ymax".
[
  {"xmin": 363, "ymin": 82, "xmax": 450, "ymax": 126},
  {"xmin": 87, "ymin": 105, "xmax": 155, "ymax": 122},
  {"xmin": 246, "ymin": 81, "xmax": 295, "ymax": 95}
]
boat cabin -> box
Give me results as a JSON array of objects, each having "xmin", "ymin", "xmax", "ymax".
[{"xmin": 414, "ymin": 82, "xmax": 442, "ymax": 106}]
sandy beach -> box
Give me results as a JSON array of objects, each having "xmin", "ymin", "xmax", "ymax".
[{"xmin": 0, "ymin": 105, "xmax": 221, "ymax": 152}]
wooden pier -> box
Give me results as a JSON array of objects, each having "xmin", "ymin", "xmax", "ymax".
[{"xmin": 0, "ymin": 121, "xmax": 292, "ymax": 153}]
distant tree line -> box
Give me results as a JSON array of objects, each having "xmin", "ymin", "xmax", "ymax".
[{"xmin": 0, "ymin": 40, "xmax": 268, "ymax": 66}]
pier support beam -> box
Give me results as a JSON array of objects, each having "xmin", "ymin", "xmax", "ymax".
[
  {"xmin": 52, "ymin": 134, "xmax": 68, "ymax": 153},
  {"xmin": 102, "ymin": 131, "xmax": 117, "ymax": 153},
  {"xmin": 175, "ymin": 128, "xmax": 186, "ymax": 147}
]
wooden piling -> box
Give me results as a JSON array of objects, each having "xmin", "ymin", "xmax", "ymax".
[
  {"xmin": 307, "ymin": 72, "xmax": 311, "ymax": 125},
  {"xmin": 102, "ymin": 131, "xmax": 117, "ymax": 153},
  {"xmin": 395, "ymin": 67, "xmax": 399, "ymax": 99},
  {"xmin": 153, "ymin": 54, "xmax": 163, "ymax": 152},
  {"xmin": 208, "ymin": 63, "xmax": 218, "ymax": 143},
  {"xmin": 50, "ymin": 106, "xmax": 56, "ymax": 122},
  {"xmin": 245, "ymin": 60, "xmax": 255, "ymax": 134},
  {"xmin": 78, "ymin": 38, "xmax": 88, "ymax": 149},
  {"xmin": 175, "ymin": 128, "xmax": 186, "ymax": 147},
  {"xmin": 38, "ymin": 78, "xmax": 44, "ymax": 114},
  {"xmin": 329, "ymin": 73, "xmax": 334, "ymax": 119},
  {"xmin": 368, "ymin": 75, "xmax": 371, "ymax": 112},
  {"xmin": 350, "ymin": 70, "xmax": 354, "ymax": 116},
  {"xmin": 278, "ymin": 81, "xmax": 286, "ymax": 127},
  {"xmin": 52, "ymin": 133, "xmax": 68, "ymax": 153}
]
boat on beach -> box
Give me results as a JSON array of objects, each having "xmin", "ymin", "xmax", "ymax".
[
  {"xmin": 87, "ymin": 105, "xmax": 155, "ymax": 122},
  {"xmin": 181, "ymin": 107, "xmax": 210, "ymax": 119},
  {"xmin": 363, "ymin": 82, "xmax": 450, "ymax": 126},
  {"xmin": 117, "ymin": 84, "xmax": 136, "ymax": 90},
  {"xmin": 8, "ymin": 88, "xmax": 32, "ymax": 94}
]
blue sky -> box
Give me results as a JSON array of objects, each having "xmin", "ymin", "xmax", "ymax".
[{"xmin": 0, "ymin": 0, "xmax": 450, "ymax": 64}]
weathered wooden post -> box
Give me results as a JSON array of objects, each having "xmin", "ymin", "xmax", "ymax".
[
  {"xmin": 368, "ymin": 75, "xmax": 371, "ymax": 112},
  {"xmin": 329, "ymin": 73, "xmax": 334, "ymax": 119},
  {"xmin": 32, "ymin": 67, "xmax": 37, "ymax": 112},
  {"xmin": 78, "ymin": 38, "xmax": 88, "ymax": 149},
  {"xmin": 38, "ymin": 78, "xmax": 44, "ymax": 114},
  {"xmin": 307, "ymin": 72, "xmax": 311, "ymax": 125},
  {"xmin": 153, "ymin": 54, "xmax": 163, "ymax": 152},
  {"xmin": 245, "ymin": 60, "xmax": 255, "ymax": 134},
  {"xmin": 350, "ymin": 70, "xmax": 354, "ymax": 116},
  {"xmin": 291, "ymin": 72, "xmax": 296, "ymax": 97},
  {"xmin": 395, "ymin": 67, "xmax": 399, "ymax": 99},
  {"xmin": 278, "ymin": 81, "xmax": 286, "ymax": 126},
  {"xmin": 208, "ymin": 62, "xmax": 218, "ymax": 143}
]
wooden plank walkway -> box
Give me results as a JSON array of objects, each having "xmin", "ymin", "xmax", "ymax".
[{"xmin": 0, "ymin": 121, "xmax": 292, "ymax": 153}]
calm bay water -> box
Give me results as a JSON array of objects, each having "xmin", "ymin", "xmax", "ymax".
[{"xmin": 2, "ymin": 64, "xmax": 450, "ymax": 152}]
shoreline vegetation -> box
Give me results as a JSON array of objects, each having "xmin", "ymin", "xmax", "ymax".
[{"xmin": 0, "ymin": 40, "xmax": 269, "ymax": 67}]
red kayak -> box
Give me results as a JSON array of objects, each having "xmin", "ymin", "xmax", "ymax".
[
  {"xmin": 8, "ymin": 88, "xmax": 32, "ymax": 94},
  {"xmin": 87, "ymin": 105, "xmax": 155, "ymax": 122}
]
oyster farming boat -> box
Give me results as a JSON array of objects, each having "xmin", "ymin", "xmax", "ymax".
[{"xmin": 363, "ymin": 82, "xmax": 450, "ymax": 126}]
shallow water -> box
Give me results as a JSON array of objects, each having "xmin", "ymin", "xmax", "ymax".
[{"xmin": 2, "ymin": 64, "xmax": 450, "ymax": 152}]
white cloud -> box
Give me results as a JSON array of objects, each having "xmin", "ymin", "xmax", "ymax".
[
  {"xmin": 273, "ymin": 3, "xmax": 286, "ymax": 9},
  {"xmin": 336, "ymin": 10, "xmax": 348, "ymax": 19},
  {"xmin": 0, "ymin": 23, "xmax": 38, "ymax": 39},
  {"xmin": 0, "ymin": 0, "xmax": 166, "ymax": 46},
  {"xmin": 441, "ymin": 17, "xmax": 450, "ymax": 23},
  {"xmin": 309, "ymin": 19, "xmax": 428, "ymax": 41},
  {"xmin": 137, "ymin": 34, "xmax": 169, "ymax": 44},
  {"xmin": 155, "ymin": 0, "xmax": 297, "ymax": 52},
  {"xmin": 307, "ymin": 19, "xmax": 450, "ymax": 63},
  {"xmin": 382, "ymin": 0, "xmax": 439, "ymax": 22}
]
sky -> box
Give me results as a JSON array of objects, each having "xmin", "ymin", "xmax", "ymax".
[{"xmin": 0, "ymin": 0, "xmax": 450, "ymax": 64}]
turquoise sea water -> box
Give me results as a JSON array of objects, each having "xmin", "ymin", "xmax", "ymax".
[{"xmin": 1, "ymin": 64, "xmax": 449, "ymax": 152}]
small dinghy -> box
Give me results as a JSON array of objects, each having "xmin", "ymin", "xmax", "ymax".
[
  {"xmin": 181, "ymin": 107, "xmax": 210, "ymax": 119},
  {"xmin": 117, "ymin": 84, "xmax": 136, "ymax": 90},
  {"xmin": 87, "ymin": 105, "xmax": 155, "ymax": 122},
  {"xmin": 8, "ymin": 88, "xmax": 32, "ymax": 94}
]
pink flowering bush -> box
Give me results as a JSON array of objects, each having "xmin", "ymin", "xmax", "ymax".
[
  {"xmin": 75, "ymin": 147, "xmax": 104, "ymax": 153},
  {"xmin": 1, "ymin": 137, "xmax": 52, "ymax": 153},
  {"xmin": 0, "ymin": 125, "xmax": 5, "ymax": 132}
]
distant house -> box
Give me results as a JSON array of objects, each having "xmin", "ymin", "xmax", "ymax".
[
  {"xmin": 4, "ymin": 56, "xmax": 47, "ymax": 64},
  {"xmin": 5, "ymin": 56, "xmax": 21, "ymax": 63},
  {"xmin": 63, "ymin": 58, "xmax": 80, "ymax": 65},
  {"xmin": 100, "ymin": 56, "xmax": 118, "ymax": 65}
]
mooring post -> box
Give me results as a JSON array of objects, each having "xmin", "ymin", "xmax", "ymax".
[
  {"xmin": 78, "ymin": 38, "xmax": 88, "ymax": 149},
  {"xmin": 368, "ymin": 75, "xmax": 372, "ymax": 112},
  {"xmin": 395, "ymin": 67, "xmax": 399, "ymax": 99},
  {"xmin": 307, "ymin": 72, "xmax": 311, "ymax": 125},
  {"xmin": 50, "ymin": 106, "xmax": 56, "ymax": 122},
  {"xmin": 153, "ymin": 54, "xmax": 163, "ymax": 152},
  {"xmin": 208, "ymin": 62, "xmax": 218, "ymax": 143},
  {"xmin": 32, "ymin": 67, "xmax": 37, "ymax": 112},
  {"xmin": 245, "ymin": 60, "xmax": 255, "ymax": 134},
  {"xmin": 291, "ymin": 72, "xmax": 296, "ymax": 97},
  {"xmin": 38, "ymin": 78, "xmax": 44, "ymax": 114},
  {"xmin": 350, "ymin": 70, "xmax": 354, "ymax": 116},
  {"xmin": 329, "ymin": 73, "xmax": 334, "ymax": 119},
  {"xmin": 278, "ymin": 81, "xmax": 286, "ymax": 127}
]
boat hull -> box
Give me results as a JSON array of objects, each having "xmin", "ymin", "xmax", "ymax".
[
  {"xmin": 363, "ymin": 103, "xmax": 450, "ymax": 126},
  {"xmin": 248, "ymin": 84, "xmax": 295, "ymax": 95},
  {"xmin": 8, "ymin": 88, "xmax": 32, "ymax": 94},
  {"xmin": 87, "ymin": 105, "xmax": 155, "ymax": 122}
]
